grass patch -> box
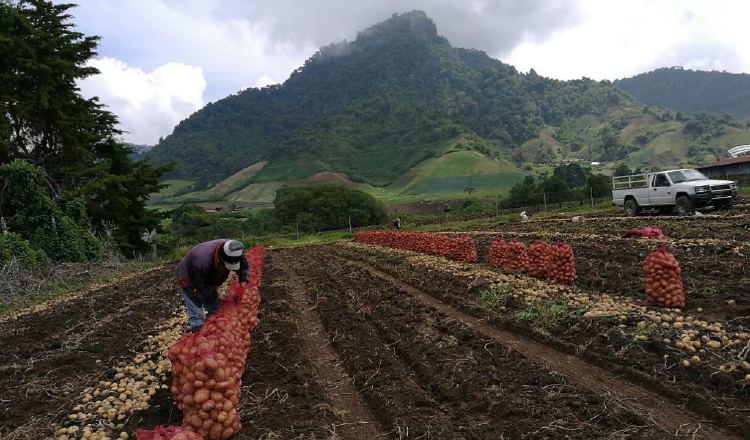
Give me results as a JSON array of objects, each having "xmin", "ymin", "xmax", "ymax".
[
  {"xmin": 407, "ymin": 201, "xmax": 613, "ymax": 232},
  {"xmin": 149, "ymin": 179, "xmax": 194, "ymax": 203},
  {"xmin": 262, "ymin": 230, "xmax": 353, "ymax": 248},
  {"xmin": 0, "ymin": 259, "xmax": 173, "ymax": 317},
  {"xmin": 252, "ymin": 159, "xmax": 331, "ymax": 183},
  {"xmin": 634, "ymin": 321, "xmax": 657, "ymax": 337},
  {"xmin": 513, "ymin": 301, "xmax": 575, "ymax": 332},
  {"xmin": 392, "ymin": 151, "xmax": 525, "ymax": 195},
  {"xmin": 478, "ymin": 287, "xmax": 509, "ymax": 312}
]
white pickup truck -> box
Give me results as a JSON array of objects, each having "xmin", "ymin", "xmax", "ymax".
[{"xmin": 612, "ymin": 169, "xmax": 738, "ymax": 216}]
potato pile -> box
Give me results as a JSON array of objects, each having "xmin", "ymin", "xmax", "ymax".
[
  {"xmin": 136, "ymin": 426, "xmax": 203, "ymax": 440},
  {"xmin": 488, "ymin": 239, "xmax": 529, "ymax": 272},
  {"xmin": 643, "ymin": 243, "xmax": 685, "ymax": 308},
  {"xmin": 165, "ymin": 246, "xmax": 264, "ymax": 439}
]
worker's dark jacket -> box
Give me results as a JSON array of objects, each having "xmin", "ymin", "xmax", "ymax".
[{"xmin": 176, "ymin": 239, "xmax": 249, "ymax": 305}]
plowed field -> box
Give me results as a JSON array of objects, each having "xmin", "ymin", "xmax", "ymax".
[{"xmin": 2, "ymin": 205, "xmax": 749, "ymax": 439}]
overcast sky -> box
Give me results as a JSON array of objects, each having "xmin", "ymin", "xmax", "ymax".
[{"xmin": 66, "ymin": 0, "xmax": 750, "ymax": 145}]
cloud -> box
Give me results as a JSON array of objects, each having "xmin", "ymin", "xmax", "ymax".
[
  {"xmin": 203, "ymin": 0, "xmax": 583, "ymax": 58},
  {"xmin": 505, "ymin": 0, "xmax": 750, "ymax": 80},
  {"xmin": 78, "ymin": 57, "xmax": 206, "ymax": 144},
  {"xmin": 68, "ymin": 0, "xmax": 314, "ymax": 103},
  {"xmin": 63, "ymin": 0, "xmax": 750, "ymax": 144},
  {"xmin": 68, "ymin": 0, "xmax": 582, "ymax": 99}
]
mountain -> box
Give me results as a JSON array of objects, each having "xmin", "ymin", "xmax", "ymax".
[
  {"xmin": 146, "ymin": 12, "xmax": 750, "ymax": 208},
  {"xmin": 615, "ymin": 67, "xmax": 750, "ymax": 120},
  {"xmin": 147, "ymin": 11, "xmax": 627, "ymax": 185}
]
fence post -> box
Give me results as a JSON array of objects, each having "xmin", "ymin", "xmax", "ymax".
[
  {"xmin": 348, "ymin": 216, "xmax": 352, "ymax": 233},
  {"xmin": 543, "ymin": 193, "xmax": 547, "ymax": 210},
  {"xmin": 590, "ymin": 186, "xmax": 594, "ymax": 206},
  {"xmin": 295, "ymin": 223, "xmax": 299, "ymax": 240}
]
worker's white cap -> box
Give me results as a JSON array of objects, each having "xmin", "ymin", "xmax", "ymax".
[{"xmin": 223, "ymin": 240, "xmax": 244, "ymax": 271}]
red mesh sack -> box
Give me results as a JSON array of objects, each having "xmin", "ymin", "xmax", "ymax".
[
  {"xmin": 643, "ymin": 243, "xmax": 685, "ymax": 308},
  {"xmin": 527, "ymin": 241, "xmax": 552, "ymax": 279},
  {"xmin": 547, "ymin": 242, "xmax": 576, "ymax": 284},
  {"xmin": 623, "ymin": 226, "xmax": 665, "ymax": 239},
  {"xmin": 488, "ymin": 240, "xmax": 507, "ymax": 268},
  {"xmin": 136, "ymin": 426, "xmax": 203, "ymax": 440},
  {"xmin": 505, "ymin": 240, "xmax": 529, "ymax": 272},
  {"xmin": 488, "ymin": 240, "xmax": 528, "ymax": 272},
  {"xmin": 165, "ymin": 246, "xmax": 264, "ymax": 440}
]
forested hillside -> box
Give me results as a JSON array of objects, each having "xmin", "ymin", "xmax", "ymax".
[
  {"xmin": 147, "ymin": 12, "xmax": 750, "ymax": 207},
  {"xmin": 615, "ymin": 67, "xmax": 750, "ymax": 120},
  {"xmin": 147, "ymin": 11, "xmax": 628, "ymax": 188}
]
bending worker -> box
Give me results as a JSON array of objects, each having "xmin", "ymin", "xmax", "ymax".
[{"xmin": 177, "ymin": 239, "xmax": 249, "ymax": 332}]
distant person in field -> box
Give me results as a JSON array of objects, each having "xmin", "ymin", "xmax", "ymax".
[
  {"xmin": 177, "ymin": 239, "xmax": 249, "ymax": 332},
  {"xmin": 393, "ymin": 217, "xmax": 401, "ymax": 229}
]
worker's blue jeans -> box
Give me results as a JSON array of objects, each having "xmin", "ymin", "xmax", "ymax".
[{"xmin": 179, "ymin": 287, "xmax": 219, "ymax": 331}]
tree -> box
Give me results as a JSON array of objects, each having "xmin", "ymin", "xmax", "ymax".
[
  {"xmin": 540, "ymin": 175, "xmax": 570, "ymax": 203},
  {"xmin": 272, "ymin": 184, "xmax": 387, "ymax": 231},
  {"xmin": 613, "ymin": 164, "xmax": 632, "ymax": 176},
  {"xmin": 463, "ymin": 187, "xmax": 476, "ymax": 194},
  {"xmin": 587, "ymin": 173, "xmax": 612, "ymax": 198},
  {"xmin": 553, "ymin": 163, "xmax": 590, "ymax": 188},
  {"xmin": 0, "ymin": 1, "xmax": 168, "ymax": 254},
  {"xmin": 506, "ymin": 176, "xmax": 538, "ymax": 207}
]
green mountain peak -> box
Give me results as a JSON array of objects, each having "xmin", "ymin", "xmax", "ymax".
[{"xmin": 147, "ymin": 11, "xmax": 750, "ymax": 204}]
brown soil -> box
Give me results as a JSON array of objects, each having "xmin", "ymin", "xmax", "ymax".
[
  {"xmin": 386, "ymin": 200, "xmax": 453, "ymax": 215},
  {"xmin": 272, "ymin": 259, "xmax": 384, "ymax": 439},
  {"xmin": 347, "ymin": 258, "xmax": 736, "ymax": 440},
  {"xmin": 334, "ymin": 244, "xmax": 750, "ymax": 437},
  {"xmin": 0, "ymin": 266, "xmax": 180, "ymax": 439},
  {"xmin": 278, "ymin": 247, "xmax": 675, "ymax": 439},
  {"xmin": 5, "ymin": 240, "xmax": 749, "ymax": 439}
]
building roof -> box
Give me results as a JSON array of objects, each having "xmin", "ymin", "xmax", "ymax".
[{"xmin": 698, "ymin": 155, "xmax": 750, "ymax": 169}]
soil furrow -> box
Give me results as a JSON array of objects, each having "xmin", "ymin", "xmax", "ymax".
[
  {"xmin": 273, "ymin": 256, "xmax": 385, "ymax": 439},
  {"xmin": 284, "ymin": 248, "xmax": 670, "ymax": 439},
  {"xmin": 234, "ymin": 265, "xmax": 344, "ymax": 438},
  {"xmin": 344, "ymin": 257, "xmax": 739, "ymax": 440},
  {"xmin": 279, "ymin": 253, "xmax": 464, "ymax": 438}
]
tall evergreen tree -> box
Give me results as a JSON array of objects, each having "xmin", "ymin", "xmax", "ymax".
[{"xmin": 0, "ymin": 0, "xmax": 168, "ymax": 255}]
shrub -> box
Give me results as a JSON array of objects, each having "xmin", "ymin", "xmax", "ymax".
[{"xmin": 0, "ymin": 233, "xmax": 48, "ymax": 267}]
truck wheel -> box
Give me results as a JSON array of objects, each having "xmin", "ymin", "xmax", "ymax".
[
  {"xmin": 624, "ymin": 199, "xmax": 640, "ymax": 217},
  {"xmin": 676, "ymin": 196, "xmax": 695, "ymax": 216}
]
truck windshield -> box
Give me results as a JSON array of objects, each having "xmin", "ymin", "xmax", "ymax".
[{"xmin": 667, "ymin": 169, "xmax": 708, "ymax": 183}]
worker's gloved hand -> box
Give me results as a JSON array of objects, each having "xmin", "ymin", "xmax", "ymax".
[{"xmin": 218, "ymin": 289, "xmax": 227, "ymax": 300}]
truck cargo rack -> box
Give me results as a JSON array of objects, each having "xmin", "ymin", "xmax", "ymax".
[{"xmin": 612, "ymin": 174, "xmax": 649, "ymax": 190}]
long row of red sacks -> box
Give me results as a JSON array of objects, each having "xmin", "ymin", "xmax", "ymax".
[
  {"xmin": 354, "ymin": 230, "xmax": 478, "ymax": 263},
  {"xmin": 355, "ymin": 230, "xmax": 684, "ymax": 308},
  {"xmin": 137, "ymin": 246, "xmax": 265, "ymax": 440}
]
